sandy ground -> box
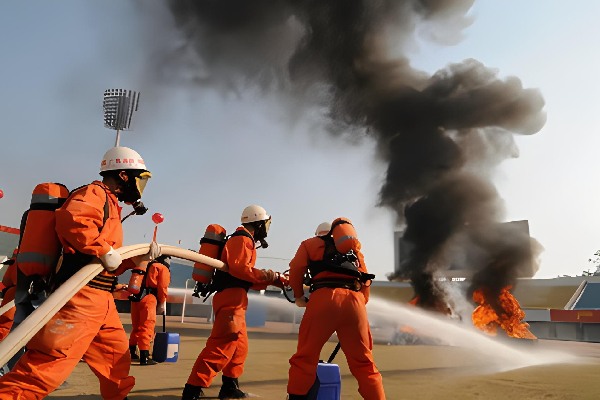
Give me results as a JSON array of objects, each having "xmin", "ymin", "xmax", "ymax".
[{"xmin": 46, "ymin": 315, "xmax": 600, "ymax": 400}]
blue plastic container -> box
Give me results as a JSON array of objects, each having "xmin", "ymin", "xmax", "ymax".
[
  {"xmin": 316, "ymin": 362, "xmax": 341, "ymax": 400},
  {"xmin": 153, "ymin": 331, "xmax": 180, "ymax": 363},
  {"xmin": 152, "ymin": 314, "xmax": 180, "ymax": 363}
]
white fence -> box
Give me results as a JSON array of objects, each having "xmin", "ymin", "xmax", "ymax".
[{"xmin": 179, "ymin": 279, "xmax": 302, "ymax": 333}]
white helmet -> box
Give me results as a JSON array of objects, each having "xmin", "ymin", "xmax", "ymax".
[
  {"xmin": 100, "ymin": 146, "xmax": 149, "ymax": 174},
  {"xmin": 315, "ymin": 222, "xmax": 332, "ymax": 236},
  {"xmin": 241, "ymin": 205, "xmax": 270, "ymax": 224}
]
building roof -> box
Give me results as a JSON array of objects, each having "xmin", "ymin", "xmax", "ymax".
[{"xmin": 572, "ymin": 282, "xmax": 600, "ymax": 310}]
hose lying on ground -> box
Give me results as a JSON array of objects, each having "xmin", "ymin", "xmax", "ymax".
[{"xmin": 0, "ymin": 244, "xmax": 227, "ymax": 366}]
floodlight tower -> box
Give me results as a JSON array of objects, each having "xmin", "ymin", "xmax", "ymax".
[{"xmin": 102, "ymin": 89, "xmax": 140, "ymax": 147}]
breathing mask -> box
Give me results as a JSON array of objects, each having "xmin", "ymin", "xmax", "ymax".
[
  {"xmin": 254, "ymin": 217, "xmax": 271, "ymax": 249},
  {"xmin": 118, "ymin": 170, "xmax": 151, "ymax": 204}
]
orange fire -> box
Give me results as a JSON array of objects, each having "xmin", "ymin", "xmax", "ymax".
[
  {"xmin": 401, "ymin": 295, "xmax": 453, "ymax": 334},
  {"xmin": 400, "ymin": 297, "xmax": 420, "ymax": 333},
  {"xmin": 400, "ymin": 326, "xmax": 416, "ymax": 333},
  {"xmin": 472, "ymin": 286, "xmax": 536, "ymax": 340},
  {"xmin": 408, "ymin": 295, "xmax": 452, "ymax": 314}
]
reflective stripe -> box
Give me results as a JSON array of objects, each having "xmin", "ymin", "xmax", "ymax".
[
  {"xmin": 30, "ymin": 194, "xmax": 60, "ymax": 205},
  {"xmin": 193, "ymin": 266, "xmax": 214, "ymax": 277},
  {"xmin": 16, "ymin": 252, "xmax": 56, "ymax": 266},
  {"xmin": 336, "ymin": 235, "xmax": 358, "ymax": 245},
  {"xmin": 204, "ymin": 231, "xmax": 225, "ymax": 241}
]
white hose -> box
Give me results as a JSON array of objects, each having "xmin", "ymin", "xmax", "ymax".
[
  {"xmin": 0, "ymin": 301, "xmax": 15, "ymax": 319},
  {"xmin": 0, "ymin": 244, "xmax": 226, "ymax": 366}
]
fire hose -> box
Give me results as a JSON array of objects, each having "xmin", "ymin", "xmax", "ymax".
[
  {"xmin": 0, "ymin": 300, "xmax": 15, "ymax": 319},
  {"xmin": 281, "ymin": 269, "xmax": 295, "ymax": 304},
  {"xmin": 0, "ymin": 244, "xmax": 228, "ymax": 367}
]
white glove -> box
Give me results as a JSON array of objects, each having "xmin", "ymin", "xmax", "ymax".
[
  {"xmin": 148, "ymin": 241, "xmax": 161, "ymax": 260},
  {"xmin": 132, "ymin": 242, "xmax": 162, "ymax": 265},
  {"xmin": 295, "ymin": 297, "xmax": 308, "ymax": 308},
  {"xmin": 157, "ymin": 302, "xmax": 166, "ymax": 315},
  {"xmin": 100, "ymin": 247, "xmax": 122, "ymax": 271}
]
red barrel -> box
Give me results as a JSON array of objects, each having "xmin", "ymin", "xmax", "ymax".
[
  {"xmin": 331, "ymin": 217, "xmax": 361, "ymax": 254},
  {"xmin": 128, "ymin": 263, "xmax": 148, "ymax": 295},
  {"xmin": 17, "ymin": 183, "xmax": 69, "ymax": 277},
  {"xmin": 193, "ymin": 224, "xmax": 226, "ymax": 283}
]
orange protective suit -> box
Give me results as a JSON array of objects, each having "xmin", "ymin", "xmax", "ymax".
[
  {"xmin": 0, "ymin": 261, "xmax": 18, "ymax": 341},
  {"xmin": 287, "ymin": 237, "xmax": 385, "ymax": 400},
  {"xmin": 187, "ymin": 227, "xmax": 275, "ymax": 388},
  {"xmin": 0, "ymin": 181, "xmax": 136, "ymax": 400},
  {"xmin": 130, "ymin": 261, "xmax": 171, "ymax": 351}
]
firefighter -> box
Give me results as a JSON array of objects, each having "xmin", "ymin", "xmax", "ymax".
[
  {"xmin": 129, "ymin": 255, "xmax": 172, "ymax": 365},
  {"xmin": 0, "ymin": 146, "xmax": 160, "ymax": 400},
  {"xmin": 182, "ymin": 205, "xmax": 286, "ymax": 400},
  {"xmin": 0, "ymin": 250, "xmax": 18, "ymax": 342},
  {"xmin": 287, "ymin": 222, "xmax": 385, "ymax": 400},
  {"xmin": 3, "ymin": 184, "xmax": 70, "ymax": 373}
]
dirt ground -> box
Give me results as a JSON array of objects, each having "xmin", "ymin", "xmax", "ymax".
[{"xmin": 47, "ymin": 315, "xmax": 600, "ymax": 400}]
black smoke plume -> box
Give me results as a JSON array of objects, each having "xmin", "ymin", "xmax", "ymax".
[{"xmin": 159, "ymin": 0, "xmax": 546, "ymax": 307}]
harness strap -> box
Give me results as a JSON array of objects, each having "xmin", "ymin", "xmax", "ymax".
[
  {"xmin": 200, "ymin": 237, "xmax": 224, "ymax": 247},
  {"xmin": 70, "ymin": 183, "xmax": 110, "ymax": 230},
  {"xmin": 50, "ymin": 183, "xmax": 111, "ymax": 289},
  {"xmin": 87, "ymin": 274, "xmax": 117, "ymax": 292},
  {"xmin": 310, "ymin": 278, "xmax": 362, "ymax": 293},
  {"xmin": 211, "ymin": 229, "xmax": 255, "ymax": 294},
  {"xmin": 228, "ymin": 229, "xmax": 255, "ymax": 244}
]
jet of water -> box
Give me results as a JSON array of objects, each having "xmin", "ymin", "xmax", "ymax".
[
  {"xmin": 247, "ymin": 292, "xmax": 582, "ymax": 373},
  {"xmin": 366, "ymin": 296, "xmax": 580, "ymax": 372}
]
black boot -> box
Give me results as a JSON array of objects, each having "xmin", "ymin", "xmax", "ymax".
[
  {"xmin": 288, "ymin": 395, "xmax": 308, "ymax": 400},
  {"xmin": 218, "ymin": 376, "xmax": 247, "ymax": 399},
  {"xmin": 129, "ymin": 345, "xmax": 139, "ymax": 360},
  {"xmin": 139, "ymin": 350, "xmax": 157, "ymax": 365},
  {"xmin": 182, "ymin": 383, "xmax": 205, "ymax": 400}
]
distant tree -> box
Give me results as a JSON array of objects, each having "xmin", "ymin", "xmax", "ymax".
[{"xmin": 587, "ymin": 250, "xmax": 600, "ymax": 276}]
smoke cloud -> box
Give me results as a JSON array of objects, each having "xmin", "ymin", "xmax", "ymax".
[{"xmin": 154, "ymin": 0, "xmax": 546, "ymax": 307}]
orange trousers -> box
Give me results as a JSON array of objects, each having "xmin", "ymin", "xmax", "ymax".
[
  {"xmin": 288, "ymin": 288, "xmax": 385, "ymax": 400},
  {"xmin": 129, "ymin": 294, "xmax": 157, "ymax": 351},
  {"xmin": 187, "ymin": 288, "xmax": 248, "ymax": 387},
  {"xmin": 0, "ymin": 287, "xmax": 16, "ymax": 342},
  {"xmin": 0, "ymin": 285, "xmax": 135, "ymax": 400}
]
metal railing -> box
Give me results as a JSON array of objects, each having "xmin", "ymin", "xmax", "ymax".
[
  {"xmin": 181, "ymin": 279, "xmax": 192, "ymax": 323},
  {"xmin": 181, "ymin": 279, "xmax": 214, "ymax": 323},
  {"xmin": 180, "ymin": 279, "xmax": 300, "ymax": 333}
]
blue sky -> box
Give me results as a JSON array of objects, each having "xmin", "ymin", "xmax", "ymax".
[{"xmin": 1, "ymin": 1, "xmax": 599, "ymax": 279}]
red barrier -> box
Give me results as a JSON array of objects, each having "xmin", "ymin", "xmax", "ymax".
[{"xmin": 550, "ymin": 309, "xmax": 600, "ymax": 323}]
